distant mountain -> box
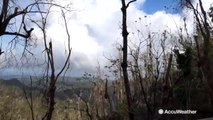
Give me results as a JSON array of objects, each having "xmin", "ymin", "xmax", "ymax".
[
  {"xmin": 0, "ymin": 77, "xmax": 93, "ymax": 100},
  {"xmin": 0, "ymin": 75, "xmax": 24, "ymax": 80},
  {"xmin": 0, "ymin": 78, "xmax": 26, "ymax": 88}
]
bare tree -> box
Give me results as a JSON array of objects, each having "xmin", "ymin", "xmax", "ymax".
[
  {"xmin": 181, "ymin": 0, "xmax": 213, "ymax": 108},
  {"xmin": 0, "ymin": 0, "xmax": 39, "ymax": 57},
  {"xmin": 120, "ymin": 0, "xmax": 136, "ymax": 120},
  {"xmin": 31, "ymin": 3, "xmax": 72, "ymax": 120},
  {"xmin": 0, "ymin": 0, "xmax": 70, "ymax": 51},
  {"xmin": 23, "ymin": 76, "xmax": 35, "ymax": 120},
  {"xmin": 0, "ymin": 0, "xmax": 36, "ymax": 38},
  {"xmin": 0, "ymin": 1, "xmax": 72, "ymax": 119}
]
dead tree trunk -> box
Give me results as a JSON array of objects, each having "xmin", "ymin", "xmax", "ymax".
[
  {"xmin": 120, "ymin": 0, "xmax": 136, "ymax": 120},
  {"xmin": 184, "ymin": 0, "xmax": 213, "ymax": 109},
  {"xmin": 46, "ymin": 43, "xmax": 56, "ymax": 120},
  {"xmin": 38, "ymin": 9, "xmax": 71, "ymax": 120}
]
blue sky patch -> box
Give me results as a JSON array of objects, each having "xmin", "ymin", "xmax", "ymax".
[{"xmin": 140, "ymin": 0, "xmax": 181, "ymax": 14}]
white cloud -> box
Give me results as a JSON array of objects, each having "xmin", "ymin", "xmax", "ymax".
[{"xmin": 31, "ymin": 0, "xmax": 212, "ymax": 76}]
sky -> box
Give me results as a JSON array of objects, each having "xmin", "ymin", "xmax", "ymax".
[
  {"xmin": 141, "ymin": 0, "xmax": 181, "ymax": 14},
  {"xmin": 0, "ymin": 0, "xmax": 212, "ymax": 77}
]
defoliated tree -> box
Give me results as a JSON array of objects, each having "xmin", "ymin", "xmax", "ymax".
[
  {"xmin": 179, "ymin": 0, "xmax": 213, "ymax": 109},
  {"xmin": 120, "ymin": 0, "xmax": 136, "ymax": 120}
]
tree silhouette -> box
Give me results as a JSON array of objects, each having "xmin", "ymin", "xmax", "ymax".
[{"xmin": 120, "ymin": 0, "xmax": 136, "ymax": 120}]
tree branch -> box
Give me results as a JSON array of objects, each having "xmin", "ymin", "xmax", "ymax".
[
  {"xmin": 3, "ymin": 31, "xmax": 30, "ymax": 38},
  {"xmin": 126, "ymin": 0, "xmax": 136, "ymax": 8}
]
